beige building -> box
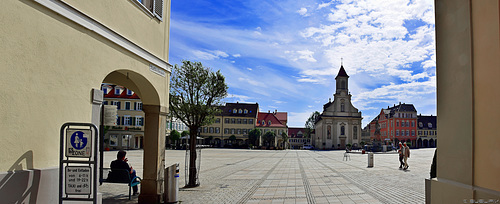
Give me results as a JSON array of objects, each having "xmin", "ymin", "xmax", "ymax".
[
  {"xmin": 416, "ymin": 115, "xmax": 437, "ymax": 148},
  {"xmin": 200, "ymin": 102, "xmax": 259, "ymax": 147},
  {"xmin": 0, "ymin": 0, "xmax": 172, "ymax": 203},
  {"xmin": 427, "ymin": 0, "xmax": 500, "ymax": 202},
  {"xmin": 102, "ymin": 84, "xmax": 146, "ymax": 150},
  {"xmin": 314, "ymin": 65, "xmax": 363, "ymax": 150},
  {"xmin": 256, "ymin": 111, "xmax": 288, "ymax": 148}
]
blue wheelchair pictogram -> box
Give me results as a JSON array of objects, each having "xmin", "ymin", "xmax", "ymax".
[{"xmin": 70, "ymin": 131, "xmax": 88, "ymax": 150}]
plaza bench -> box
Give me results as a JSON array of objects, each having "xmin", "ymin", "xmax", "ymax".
[{"xmin": 100, "ymin": 168, "xmax": 141, "ymax": 200}]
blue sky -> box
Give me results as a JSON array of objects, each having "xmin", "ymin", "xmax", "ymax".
[{"xmin": 169, "ymin": 0, "xmax": 436, "ymax": 128}]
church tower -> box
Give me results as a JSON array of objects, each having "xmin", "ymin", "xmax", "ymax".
[
  {"xmin": 335, "ymin": 65, "xmax": 349, "ymax": 94},
  {"xmin": 313, "ymin": 63, "xmax": 362, "ymax": 150}
]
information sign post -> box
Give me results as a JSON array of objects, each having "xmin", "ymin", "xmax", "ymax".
[{"xmin": 59, "ymin": 123, "xmax": 98, "ymax": 204}]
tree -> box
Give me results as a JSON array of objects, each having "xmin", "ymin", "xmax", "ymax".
[
  {"xmin": 181, "ymin": 130, "xmax": 190, "ymax": 138},
  {"xmin": 281, "ymin": 132, "xmax": 289, "ymax": 149},
  {"xmin": 263, "ymin": 131, "xmax": 276, "ymax": 147},
  {"xmin": 229, "ymin": 135, "xmax": 236, "ymax": 144},
  {"xmin": 248, "ymin": 128, "xmax": 261, "ymax": 146},
  {"xmin": 169, "ymin": 60, "xmax": 228, "ymax": 187},
  {"xmin": 170, "ymin": 130, "xmax": 181, "ymax": 146},
  {"xmin": 304, "ymin": 111, "xmax": 320, "ymax": 138}
]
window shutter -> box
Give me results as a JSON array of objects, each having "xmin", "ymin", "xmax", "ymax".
[
  {"xmin": 121, "ymin": 116, "xmax": 124, "ymax": 125},
  {"xmin": 153, "ymin": 0, "xmax": 163, "ymax": 20},
  {"xmin": 132, "ymin": 117, "xmax": 136, "ymax": 126}
]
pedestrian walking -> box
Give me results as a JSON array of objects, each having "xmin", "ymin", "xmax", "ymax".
[
  {"xmin": 403, "ymin": 143, "xmax": 410, "ymax": 170},
  {"xmin": 398, "ymin": 142, "xmax": 405, "ymax": 169}
]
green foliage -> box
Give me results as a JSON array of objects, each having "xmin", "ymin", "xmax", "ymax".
[
  {"xmin": 181, "ymin": 130, "xmax": 190, "ymax": 137},
  {"xmin": 281, "ymin": 132, "xmax": 289, "ymax": 149},
  {"xmin": 360, "ymin": 141, "xmax": 365, "ymax": 146},
  {"xmin": 170, "ymin": 130, "xmax": 181, "ymax": 142},
  {"xmin": 169, "ymin": 60, "xmax": 228, "ymax": 136},
  {"xmin": 248, "ymin": 128, "xmax": 261, "ymax": 146},
  {"xmin": 304, "ymin": 111, "xmax": 320, "ymax": 138},
  {"xmin": 263, "ymin": 131, "xmax": 276, "ymax": 147},
  {"xmin": 229, "ymin": 135, "xmax": 236, "ymax": 141}
]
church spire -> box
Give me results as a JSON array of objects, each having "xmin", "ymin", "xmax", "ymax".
[{"xmin": 335, "ymin": 61, "xmax": 349, "ymax": 94}]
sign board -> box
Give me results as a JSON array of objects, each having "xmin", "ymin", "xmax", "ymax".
[
  {"xmin": 150, "ymin": 64, "xmax": 166, "ymax": 77},
  {"xmin": 103, "ymin": 105, "xmax": 118, "ymax": 126},
  {"xmin": 65, "ymin": 166, "xmax": 91, "ymax": 195},
  {"xmin": 66, "ymin": 129, "xmax": 92, "ymax": 158}
]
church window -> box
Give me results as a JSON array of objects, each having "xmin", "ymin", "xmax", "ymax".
[
  {"xmin": 341, "ymin": 80, "xmax": 346, "ymax": 89},
  {"xmin": 353, "ymin": 126, "xmax": 358, "ymax": 139},
  {"xmin": 327, "ymin": 126, "xmax": 331, "ymax": 139},
  {"xmin": 341, "ymin": 103, "xmax": 345, "ymax": 112},
  {"xmin": 341, "ymin": 126, "xmax": 345, "ymax": 135}
]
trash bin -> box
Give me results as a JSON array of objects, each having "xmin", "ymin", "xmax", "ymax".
[
  {"xmin": 164, "ymin": 163, "xmax": 179, "ymax": 203},
  {"xmin": 367, "ymin": 152, "xmax": 374, "ymax": 168}
]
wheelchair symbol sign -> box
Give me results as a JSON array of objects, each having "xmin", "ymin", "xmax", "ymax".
[{"xmin": 66, "ymin": 129, "xmax": 92, "ymax": 157}]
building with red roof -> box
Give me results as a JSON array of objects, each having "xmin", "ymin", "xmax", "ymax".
[{"xmin": 256, "ymin": 110, "xmax": 288, "ymax": 148}]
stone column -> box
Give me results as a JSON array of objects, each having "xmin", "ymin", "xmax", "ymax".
[{"xmin": 139, "ymin": 105, "xmax": 167, "ymax": 204}]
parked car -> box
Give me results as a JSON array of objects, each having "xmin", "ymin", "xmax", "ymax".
[{"xmin": 303, "ymin": 145, "xmax": 314, "ymax": 150}]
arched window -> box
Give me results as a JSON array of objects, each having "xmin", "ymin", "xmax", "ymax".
[
  {"xmin": 428, "ymin": 123, "xmax": 432, "ymax": 128},
  {"xmin": 341, "ymin": 102, "xmax": 345, "ymax": 112},
  {"xmin": 419, "ymin": 122, "xmax": 423, "ymax": 127},
  {"xmin": 244, "ymin": 109, "xmax": 248, "ymax": 114},
  {"xmin": 353, "ymin": 126, "xmax": 358, "ymax": 139},
  {"xmin": 268, "ymin": 120, "xmax": 272, "ymax": 125},
  {"xmin": 238, "ymin": 109, "xmax": 242, "ymax": 114},
  {"xmin": 233, "ymin": 109, "xmax": 237, "ymax": 113},
  {"xmin": 341, "ymin": 80, "xmax": 346, "ymax": 89},
  {"xmin": 341, "ymin": 126, "xmax": 345, "ymax": 135}
]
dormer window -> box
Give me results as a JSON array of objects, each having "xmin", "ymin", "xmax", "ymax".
[
  {"xmin": 233, "ymin": 109, "xmax": 237, "ymax": 113},
  {"xmin": 261, "ymin": 120, "xmax": 265, "ymax": 125},
  {"xmin": 428, "ymin": 123, "xmax": 432, "ymax": 128},
  {"xmin": 238, "ymin": 109, "xmax": 242, "ymax": 114},
  {"xmin": 419, "ymin": 122, "xmax": 423, "ymax": 127},
  {"xmin": 127, "ymin": 89, "xmax": 133, "ymax": 95},
  {"xmin": 268, "ymin": 120, "xmax": 272, "ymax": 125},
  {"xmin": 244, "ymin": 109, "xmax": 248, "ymax": 114},
  {"xmin": 115, "ymin": 88, "xmax": 120, "ymax": 95}
]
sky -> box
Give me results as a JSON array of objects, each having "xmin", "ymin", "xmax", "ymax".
[{"xmin": 169, "ymin": 0, "xmax": 436, "ymax": 128}]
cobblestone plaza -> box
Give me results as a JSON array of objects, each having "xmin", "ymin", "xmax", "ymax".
[{"xmin": 101, "ymin": 148, "xmax": 435, "ymax": 203}]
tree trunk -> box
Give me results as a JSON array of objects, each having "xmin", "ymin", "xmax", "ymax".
[{"xmin": 187, "ymin": 130, "xmax": 198, "ymax": 187}]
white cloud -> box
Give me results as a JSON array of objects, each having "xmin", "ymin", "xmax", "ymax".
[
  {"xmin": 233, "ymin": 54, "xmax": 241, "ymax": 58},
  {"xmin": 192, "ymin": 50, "xmax": 229, "ymax": 60},
  {"xmin": 297, "ymin": 7, "xmax": 308, "ymax": 16}
]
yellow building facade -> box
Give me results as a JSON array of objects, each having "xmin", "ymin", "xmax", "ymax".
[
  {"xmin": 0, "ymin": 0, "xmax": 171, "ymax": 203},
  {"xmin": 428, "ymin": 0, "xmax": 500, "ymax": 202}
]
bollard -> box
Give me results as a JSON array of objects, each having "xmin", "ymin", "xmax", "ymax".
[
  {"xmin": 164, "ymin": 163, "xmax": 179, "ymax": 203},
  {"xmin": 367, "ymin": 152, "xmax": 374, "ymax": 168}
]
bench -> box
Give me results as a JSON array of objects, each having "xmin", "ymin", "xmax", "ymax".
[{"xmin": 100, "ymin": 168, "xmax": 141, "ymax": 200}]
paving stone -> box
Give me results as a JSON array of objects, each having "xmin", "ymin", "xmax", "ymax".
[{"xmin": 101, "ymin": 148, "xmax": 434, "ymax": 203}]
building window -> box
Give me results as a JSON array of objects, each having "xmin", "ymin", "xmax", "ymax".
[
  {"xmin": 216, "ymin": 128, "xmax": 220, "ymax": 133},
  {"xmin": 401, "ymin": 121, "xmax": 405, "ymax": 127},
  {"xmin": 341, "ymin": 126, "xmax": 345, "ymax": 135},
  {"xmin": 233, "ymin": 109, "xmax": 237, "ymax": 113},
  {"xmin": 209, "ymin": 127, "xmax": 214, "ymax": 133},
  {"xmin": 418, "ymin": 131, "xmax": 422, "ymax": 135},
  {"xmin": 216, "ymin": 118, "xmax": 221, "ymax": 123},
  {"xmin": 225, "ymin": 118, "xmax": 229, "ymax": 123},
  {"xmin": 125, "ymin": 101, "xmax": 131, "ymax": 110},
  {"xmin": 396, "ymin": 121, "xmax": 399, "ymax": 127},
  {"xmin": 396, "ymin": 130, "xmax": 399, "ymax": 136},
  {"xmin": 353, "ymin": 126, "xmax": 358, "ymax": 139},
  {"xmin": 261, "ymin": 120, "xmax": 265, "ymax": 125},
  {"xmin": 231, "ymin": 118, "xmax": 235, "ymax": 124},
  {"xmin": 115, "ymin": 88, "xmax": 120, "ymax": 95},
  {"xmin": 238, "ymin": 109, "xmax": 242, "ymax": 114},
  {"xmin": 237, "ymin": 129, "xmax": 241, "ymax": 134},
  {"xmin": 242, "ymin": 129, "xmax": 247, "ymax": 135},
  {"xmin": 134, "ymin": 102, "xmax": 143, "ymax": 111},
  {"xmin": 244, "ymin": 109, "xmax": 248, "ymax": 114},
  {"xmin": 231, "ymin": 129, "xmax": 235, "ymax": 134},
  {"xmin": 341, "ymin": 103, "xmax": 345, "ymax": 112},
  {"xmin": 109, "ymin": 135, "xmax": 118, "ymax": 146},
  {"xmin": 412, "ymin": 130, "xmax": 415, "ymax": 136},
  {"xmin": 406, "ymin": 130, "xmax": 409, "ymax": 136},
  {"xmin": 411, "ymin": 121, "xmax": 415, "ymax": 127},
  {"xmin": 124, "ymin": 115, "xmax": 131, "ymax": 126},
  {"xmin": 134, "ymin": 0, "xmax": 164, "ymax": 20},
  {"xmin": 406, "ymin": 121, "xmax": 409, "ymax": 127},
  {"xmin": 127, "ymin": 89, "xmax": 133, "ymax": 95},
  {"xmin": 224, "ymin": 128, "xmax": 229, "ymax": 134},
  {"xmin": 268, "ymin": 120, "xmax": 272, "ymax": 125},
  {"xmin": 237, "ymin": 119, "xmax": 241, "ymax": 124},
  {"xmin": 428, "ymin": 123, "xmax": 432, "ymax": 128},
  {"xmin": 135, "ymin": 116, "xmax": 143, "ymax": 126},
  {"xmin": 243, "ymin": 119, "xmax": 247, "ymax": 124},
  {"xmin": 419, "ymin": 122, "xmax": 423, "ymax": 127},
  {"xmin": 249, "ymin": 119, "xmax": 254, "ymax": 124}
]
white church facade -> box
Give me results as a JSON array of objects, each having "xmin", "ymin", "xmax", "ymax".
[{"xmin": 313, "ymin": 65, "xmax": 363, "ymax": 150}]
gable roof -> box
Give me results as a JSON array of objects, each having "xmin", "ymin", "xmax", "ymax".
[
  {"xmin": 104, "ymin": 86, "xmax": 140, "ymax": 99},
  {"xmin": 256, "ymin": 112, "xmax": 287, "ymax": 128},
  {"xmin": 288, "ymin": 127, "xmax": 305, "ymax": 138},
  {"xmin": 417, "ymin": 115, "xmax": 437, "ymax": 129},
  {"xmin": 274, "ymin": 112, "xmax": 288, "ymax": 125}
]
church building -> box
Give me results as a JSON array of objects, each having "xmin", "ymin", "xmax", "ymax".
[{"xmin": 313, "ymin": 65, "xmax": 363, "ymax": 150}]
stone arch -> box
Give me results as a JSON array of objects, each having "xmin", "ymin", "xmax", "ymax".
[
  {"xmin": 429, "ymin": 139, "xmax": 435, "ymax": 148},
  {"xmin": 102, "ymin": 69, "xmax": 167, "ymax": 202}
]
